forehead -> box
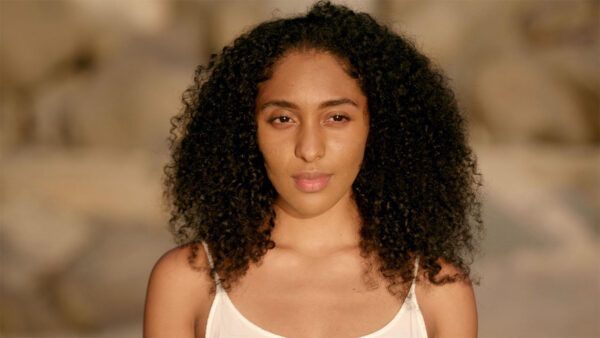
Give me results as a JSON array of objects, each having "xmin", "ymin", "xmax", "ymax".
[
  {"xmin": 270, "ymin": 50, "xmax": 351, "ymax": 75},
  {"xmin": 256, "ymin": 51, "xmax": 365, "ymax": 105}
]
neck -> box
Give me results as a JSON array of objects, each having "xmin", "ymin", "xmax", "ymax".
[{"xmin": 269, "ymin": 190, "xmax": 362, "ymax": 256}]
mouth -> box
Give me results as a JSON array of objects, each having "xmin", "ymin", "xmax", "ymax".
[{"xmin": 292, "ymin": 172, "xmax": 332, "ymax": 192}]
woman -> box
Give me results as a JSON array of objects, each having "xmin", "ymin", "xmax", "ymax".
[{"xmin": 144, "ymin": 2, "xmax": 482, "ymax": 337}]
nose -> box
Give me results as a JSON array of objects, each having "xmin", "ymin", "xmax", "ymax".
[{"xmin": 295, "ymin": 121, "xmax": 325, "ymax": 162}]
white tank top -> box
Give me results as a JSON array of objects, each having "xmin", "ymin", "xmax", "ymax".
[{"xmin": 202, "ymin": 242, "xmax": 428, "ymax": 338}]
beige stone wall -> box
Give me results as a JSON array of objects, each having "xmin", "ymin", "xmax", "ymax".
[{"xmin": 1, "ymin": 0, "xmax": 598, "ymax": 337}]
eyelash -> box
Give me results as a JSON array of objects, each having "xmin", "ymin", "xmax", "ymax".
[
  {"xmin": 269, "ymin": 116, "xmax": 293, "ymax": 124},
  {"xmin": 329, "ymin": 114, "xmax": 350, "ymax": 122},
  {"xmin": 268, "ymin": 114, "xmax": 350, "ymax": 124}
]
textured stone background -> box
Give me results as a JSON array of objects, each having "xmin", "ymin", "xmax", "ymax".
[{"xmin": 1, "ymin": 0, "xmax": 598, "ymax": 337}]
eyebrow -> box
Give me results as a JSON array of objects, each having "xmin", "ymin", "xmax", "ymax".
[{"xmin": 258, "ymin": 98, "xmax": 358, "ymax": 112}]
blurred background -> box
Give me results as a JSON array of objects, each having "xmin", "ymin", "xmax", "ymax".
[{"xmin": 0, "ymin": 0, "xmax": 598, "ymax": 337}]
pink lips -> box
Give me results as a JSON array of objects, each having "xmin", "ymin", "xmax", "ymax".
[{"xmin": 292, "ymin": 172, "xmax": 332, "ymax": 192}]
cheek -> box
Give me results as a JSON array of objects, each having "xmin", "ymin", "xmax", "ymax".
[
  {"xmin": 263, "ymin": 149, "xmax": 285, "ymax": 174},
  {"xmin": 346, "ymin": 143, "xmax": 367, "ymax": 174},
  {"xmin": 258, "ymin": 133, "xmax": 288, "ymax": 174},
  {"xmin": 332, "ymin": 131, "xmax": 368, "ymax": 170}
]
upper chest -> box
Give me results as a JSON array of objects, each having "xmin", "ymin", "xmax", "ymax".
[{"xmin": 220, "ymin": 249, "xmax": 407, "ymax": 338}]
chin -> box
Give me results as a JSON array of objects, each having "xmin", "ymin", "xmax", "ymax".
[
  {"xmin": 275, "ymin": 190, "xmax": 348, "ymax": 219},
  {"xmin": 288, "ymin": 203, "xmax": 334, "ymax": 219}
]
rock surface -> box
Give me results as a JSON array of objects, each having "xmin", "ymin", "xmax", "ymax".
[{"xmin": 472, "ymin": 144, "xmax": 599, "ymax": 337}]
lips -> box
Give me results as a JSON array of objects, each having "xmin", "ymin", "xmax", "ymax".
[{"xmin": 292, "ymin": 172, "xmax": 332, "ymax": 192}]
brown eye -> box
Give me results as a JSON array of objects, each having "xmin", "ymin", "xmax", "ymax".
[
  {"xmin": 269, "ymin": 115, "xmax": 294, "ymax": 125},
  {"xmin": 275, "ymin": 116, "xmax": 291, "ymax": 123},
  {"xmin": 328, "ymin": 114, "xmax": 350, "ymax": 123}
]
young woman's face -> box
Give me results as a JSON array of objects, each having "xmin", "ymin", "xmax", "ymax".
[{"xmin": 256, "ymin": 50, "xmax": 369, "ymax": 218}]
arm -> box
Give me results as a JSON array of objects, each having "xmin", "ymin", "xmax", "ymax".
[
  {"xmin": 415, "ymin": 260, "xmax": 478, "ymax": 338},
  {"xmin": 144, "ymin": 245, "xmax": 213, "ymax": 338}
]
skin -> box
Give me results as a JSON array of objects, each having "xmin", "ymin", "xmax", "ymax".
[
  {"xmin": 144, "ymin": 51, "xmax": 477, "ymax": 338},
  {"xmin": 255, "ymin": 50, "xmax": 369, "ymax": 253}
]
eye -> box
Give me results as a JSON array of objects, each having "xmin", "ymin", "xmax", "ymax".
[
  {"xmin": 327, "ymin": 114, "xmax": 350, "ymax": 123},
  {"xmin": 274, "ymin": 116, "xmax": 291, "ymax": 123},
  {"xmin": 268, "ymin": 115, "xmax": 294, "ymax": 126}
]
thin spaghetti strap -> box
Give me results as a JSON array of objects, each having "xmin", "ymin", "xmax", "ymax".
[
  {"xmin": 407, "ymin": 256, "xmax": 420, "ymax": 299},
  {"xmin": 200, "ymin": 241, "xmax": 223, "ymax": 290},
  {"xmin": 413, "ymin": 256, "xmax": 420, "ymax": 279},
  {"xmin": 201, "ymin": 241, "xmax": 215, "ymax": 269}
]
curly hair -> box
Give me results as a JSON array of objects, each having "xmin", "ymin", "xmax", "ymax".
[{"xmin": 164, "ymin": 1, "xmax": 482, "ymax": 295}]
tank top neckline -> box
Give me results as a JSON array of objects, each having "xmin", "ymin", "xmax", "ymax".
[
  {"xmin": 215, "ymin": 281, "xmax": 415, "ymax": 338},
  {"xmin": 202, "ymin": 242, "xmax": 421, "ymax": 338}
]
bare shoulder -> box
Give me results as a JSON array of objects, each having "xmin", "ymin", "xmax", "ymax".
[
  {"xmin": 144, "ymin": 243, "xmax": 215, "ymax": 338},
  {"xmin": 414, "ymin": 258, "xmax": 477, "ymax": 338}
]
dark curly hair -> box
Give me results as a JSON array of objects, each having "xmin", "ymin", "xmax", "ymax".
[{"xmin": 164, "ymin": 1, "xmax": 482, "ymax": 295}]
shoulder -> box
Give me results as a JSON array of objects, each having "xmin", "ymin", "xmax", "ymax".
[
  {"xmin": 144, "ymin": 243, "xmax": 215, "ymax": 338},
  {"xmin": 414, "ymin": 258, "xmax": 477, "ymax": 338}
]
